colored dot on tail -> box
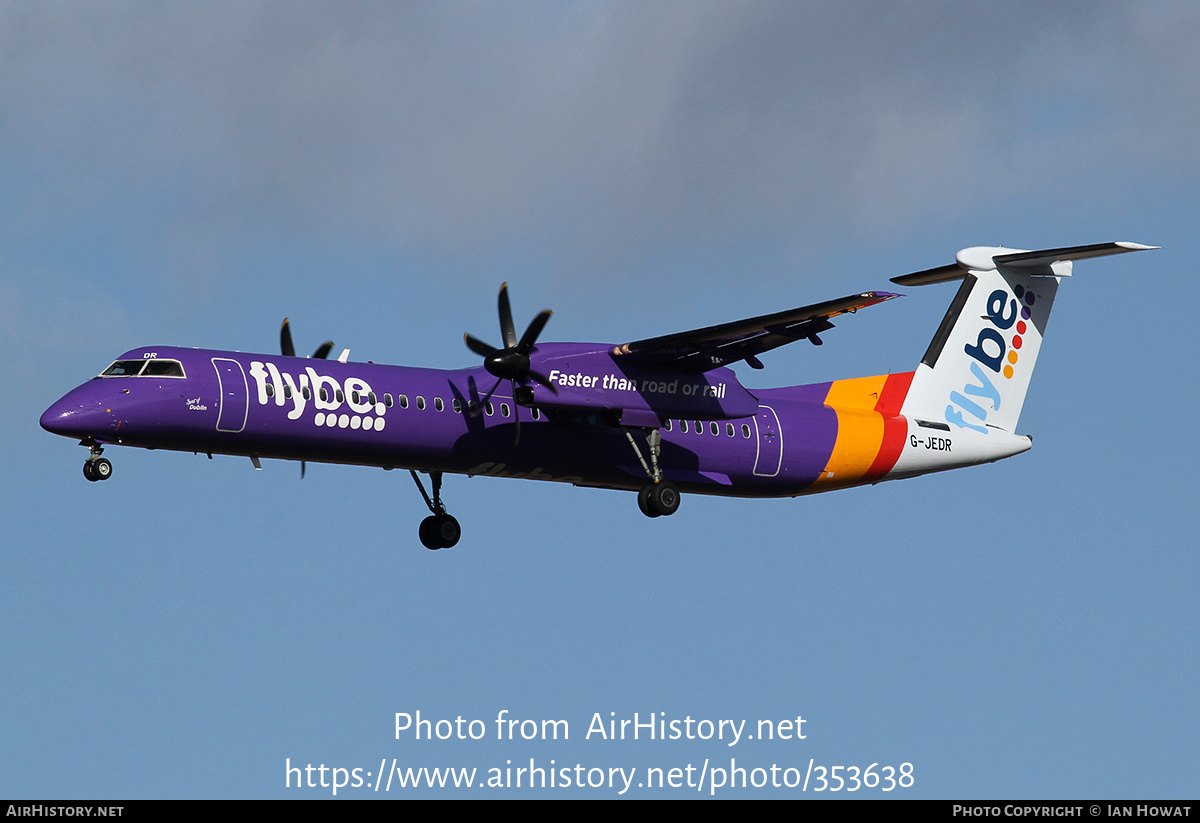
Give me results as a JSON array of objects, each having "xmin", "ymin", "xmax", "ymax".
[
  {"xmin": 1012, "ymin": 336, "xmax": 1023, "ymax": 349},
  {"xmin": 1017, "ymin": 320, "xmax": 1027, "ymax": 334},
  {"xmin": 1008, "ymin": 350, "xmax": 1019, "ymax": 364},
  {"xmin": 1004, "ymin": 365, "xmax": 1014, "ymax": 378}
]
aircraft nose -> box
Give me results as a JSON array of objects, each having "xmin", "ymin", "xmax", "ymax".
[{"xmin": 40, "ymin": 387, "xmax": 116, "ymax": 438}]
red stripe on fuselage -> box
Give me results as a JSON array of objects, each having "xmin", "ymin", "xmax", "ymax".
[{"xmin": 864, "ymin": 371, "xmax": 914, "ymax": 479}]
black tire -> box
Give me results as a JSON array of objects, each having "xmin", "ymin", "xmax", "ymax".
[
  {"xmin": 650, "ymin": 481, "xmax": 680, "ymax": 516},
  {"xmin": 83, "ymin": 462, "xmax": 98, "ymax": 482},
  {"xmin": 94, "ymin": 458, "xmax": 113, "ymax": 480},
  {"xmin": 418, "ymin": 516, "xmax": 441, "ymax": 550},
  {"xmin": 637, "ymin": 485, "xmax": 661, "ymax": 518},
  {"xmin": 433, "ymin": 514, "xmax": 461, "ymax": 549}
]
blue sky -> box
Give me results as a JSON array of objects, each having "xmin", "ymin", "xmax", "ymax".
[{"xmin": 3, "ymin": 1, "xmax": 1197, "ymax": 798}]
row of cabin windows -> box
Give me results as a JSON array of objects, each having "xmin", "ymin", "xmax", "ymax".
[
  {"xmin": 260, "ymin": 383, "xmax": 750, "ymax": 436},
  {"xmin": 664, "ymin": 419, "xmax": 753, "ymax": 439},
  {"xmin": 260, "ymin": 385, "xmax": 542, "ymax": 420}
]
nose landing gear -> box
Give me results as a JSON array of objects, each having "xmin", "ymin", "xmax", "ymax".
[{"xmin": 82, "ymin": 443, "xmax": 113, "ymax": 482}]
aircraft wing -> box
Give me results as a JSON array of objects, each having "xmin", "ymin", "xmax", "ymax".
[{"xmin": 610, "ymin": 291, "xmax": 900, "ymax": 371}]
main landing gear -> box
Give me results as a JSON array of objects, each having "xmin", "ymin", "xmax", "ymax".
[
  {"xmin": 82, "ymin": 443, "xmax": 113, "ymax": 482},
  {"xmin": 637, "ymin": 480, "xmax": 680, "ymax": 518},
  {"xmin": 624, "ymin": 426, "xmax": 681, "ymax": 518},
  {"xmin": 410, "ymin": 470, "xmax": 461, "ymax": 550}
]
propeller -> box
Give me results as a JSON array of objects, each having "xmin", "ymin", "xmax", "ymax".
[
  {"xmin": 281, "ymin": 318, "xmax": 334, "ymax": 360},
  {"xmin": 280, "ymin": 318, "xmax": 334, "ymax": 479},
  {"xmin": 464, "ymin": 283, "xmax": 557, "ymax": 394},
  {"xmin": 464, "ymin": 284, "xmax": 557, "ymax": 444}
]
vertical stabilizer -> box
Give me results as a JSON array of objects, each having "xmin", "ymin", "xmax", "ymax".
[{"xmin": 893, "ymin": 242, "xmax": 1154, "ymax": 434}]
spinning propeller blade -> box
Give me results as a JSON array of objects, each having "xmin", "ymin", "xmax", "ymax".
[
  {"xmin": 465, "ymin": 284, "xmax": 558, "ymax": 445},
  {"xmin": 280, "ymin": 318, "xmax": 335, "ymax": 479},
  {"xmin": 280, "ymin": 318, "xmax": 333, "ymax": 360},
  {"xmin": 463, "ymin": 283, "xmax": 557, "ymax": 393}
]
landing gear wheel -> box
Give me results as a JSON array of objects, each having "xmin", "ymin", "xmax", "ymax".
[
  {"xmin": 638, "ymin": 481, "xmax": 680, "ymax": 517},
  {"xmin": 433, "ymin": 514, "xmax": 461, "ymax": 549},
  {"xmin": 650, "ymin": 481, "xmax": 680, "ymax": 516},
  {"xmin": 637, "ymin": 485, "xmax": 661, "ymax": 518},
  {"xmin": 411, "ymin": 472, "xmax": 461, "ymax": 550},
  {"xmin": 419, "ymin": 514, "xmax": 461, "ymax": 550},
  {"xmin": 83, "ymin": 458, "xmax": 112, "ymax": 482},
  {"xmin": 419, "ymin": 516, "xmax": 441, "ymax": 550}
]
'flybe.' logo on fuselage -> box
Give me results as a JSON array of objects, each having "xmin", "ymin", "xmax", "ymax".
[
  {"xmin": 945, "ymin": 284, "xmax": 1037, "ymax": 434},
  {"xmin": 248, "ymin": 361, "xmax": 388, "ymax": 432}
]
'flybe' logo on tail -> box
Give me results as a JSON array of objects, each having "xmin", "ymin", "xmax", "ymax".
[
  {"xmin": 946, "ymin": 285, "xmax": 1038, "ymax": 434},
  {"xmin": 248, "ymin": 361, "xmax": 388, "ymax": 432}
]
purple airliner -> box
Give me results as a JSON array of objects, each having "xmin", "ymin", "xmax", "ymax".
[{"xmin": 42, "ymin": 242, "xmax": 1154, "ymax": 549}]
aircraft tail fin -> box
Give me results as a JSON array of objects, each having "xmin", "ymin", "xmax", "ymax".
[{"xmin": 894, "ymin": 242, "xmax": 1155, "ymax": 434}]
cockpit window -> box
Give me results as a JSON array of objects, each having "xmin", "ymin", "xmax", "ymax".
[
  {"xmin": 141, "ymin": 360, "xmax": 185, "ymax": 377},
  {"xmin": 101, "ymin": 360, "xmax": 146, "ymax": 376},
  {"xmin": 100, "ymin": 359, "xmax": 186, "ymax": 378}
]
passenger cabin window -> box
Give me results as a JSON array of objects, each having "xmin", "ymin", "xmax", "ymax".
[
  {"xmin": 435, "ymin": 397, "xmax": 444, "ymax": 412},
  {"xmin": 416, "ymin": 396, "xmax": 426, "ymax": 411}
]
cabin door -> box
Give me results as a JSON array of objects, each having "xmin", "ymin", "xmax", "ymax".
[
  {"xmin": 212, "ymin": 358, "xmax": 249, "ymax": 433},
  {"xmin": 752, "ymin": 404, "xmax": 783, "ymax": 477}
]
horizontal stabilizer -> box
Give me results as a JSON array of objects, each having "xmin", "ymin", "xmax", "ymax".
[{"xmin": 891, "ymin": 242, "xmax": 1157, "ymax": 286}]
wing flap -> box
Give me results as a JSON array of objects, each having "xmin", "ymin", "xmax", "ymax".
[{"xmin": 612, "ymin": 291, "xmax": 900, "ymax": 371}]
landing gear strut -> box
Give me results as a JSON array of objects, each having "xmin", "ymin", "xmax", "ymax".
[
  {"xmin": 410, "ymin": 470, "xmax": 461, "ymax": 550},
  {"xmin": 624, "ymin": 426, "xmax": 680, "ymax": 518},
  {"xmin": 82, "ymin": 443, "xmax": 112, "ymax": 482}
]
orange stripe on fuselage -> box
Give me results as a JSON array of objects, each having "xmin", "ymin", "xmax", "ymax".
[{"xmin": 810, "ymin": 372, "xmax": 914, "ymax": 489}]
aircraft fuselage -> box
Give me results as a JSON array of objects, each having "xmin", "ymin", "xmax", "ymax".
[{"xmin": 40, "ymin": 343, "xmax": 1030, "ymax": 499}]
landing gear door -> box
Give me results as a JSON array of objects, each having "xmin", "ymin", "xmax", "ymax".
[
  {"xmin": 212, "ymin": 358, "xmax": 248, "ymax": 433},
  {"xmin": 752, "ymin": 404, "xmax": 783, "ymax": 477}
]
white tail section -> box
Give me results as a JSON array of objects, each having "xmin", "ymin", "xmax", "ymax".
[{"xmin": 895, "ymin": 242, "xmax": 1155, "ymax": 434}]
